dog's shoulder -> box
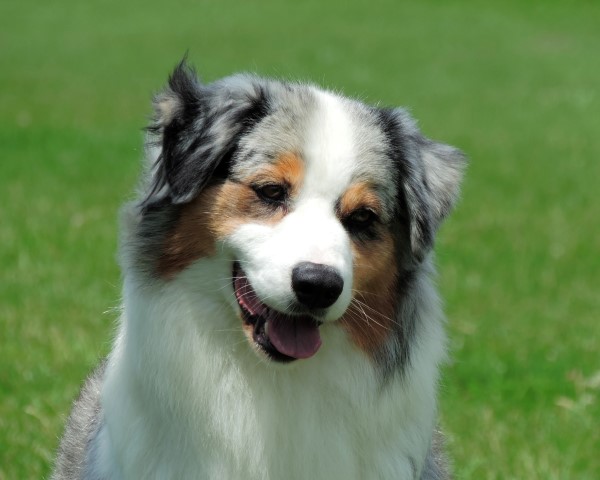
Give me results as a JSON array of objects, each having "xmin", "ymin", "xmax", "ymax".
[{"xmin": 52, "ymin": 361, "xmax": 106, "ymax": 480}]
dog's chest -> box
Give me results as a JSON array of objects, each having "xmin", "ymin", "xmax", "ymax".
[
  {"xmin": 158, "ymin": 377, "xmax": 416, "ymax": 479},
  {"xmin": 102, "ymin": 327, "xmax": 424, "ymax": 480}
]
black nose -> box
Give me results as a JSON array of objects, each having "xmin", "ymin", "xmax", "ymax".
[{"xmin": 291, "ymin": 262, "xmax": 344, "ymax": 309}]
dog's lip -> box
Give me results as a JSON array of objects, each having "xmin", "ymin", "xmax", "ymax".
[{"xmin": 232, "ymin": 262, "xmax": 322, "ymax": 361}]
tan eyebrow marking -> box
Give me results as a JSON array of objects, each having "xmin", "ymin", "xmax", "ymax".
[
  {"xmin": 246, "ymin": 152, "xmax": 304, "ymax": 194},
  {"xmin": 337, "ymin": 182, "xmax": 382, "ymax": 218}
]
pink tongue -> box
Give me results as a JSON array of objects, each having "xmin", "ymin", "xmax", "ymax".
[{"xmin": 267, "ymin": 313, "xmax": 322, "ymax": 359}]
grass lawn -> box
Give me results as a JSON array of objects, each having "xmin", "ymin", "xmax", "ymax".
[{"xmin": 1, "ymin": 0, "xmax": 599, "ymax": 478}]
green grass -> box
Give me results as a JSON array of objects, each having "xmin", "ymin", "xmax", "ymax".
[{"xmin": 1, "ymin": 0, "xmax": 599, "ymax": 478}]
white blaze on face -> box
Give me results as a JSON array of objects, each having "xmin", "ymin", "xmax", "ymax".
[
  {"xmin": 302, "ymin": 90, "xmax": 357, "ymax": 201},
  {"xmin": 228, "ymin": 91, "xmax": 358, "ymax": 321}
]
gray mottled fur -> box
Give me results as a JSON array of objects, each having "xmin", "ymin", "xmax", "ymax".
[
  {"xmin": 421, "ymin": 430, "xmax": 452, "ymax": 480},
  {"xmin": 52, "ymin": 362, "xmax": 106, "ymax": 480}
]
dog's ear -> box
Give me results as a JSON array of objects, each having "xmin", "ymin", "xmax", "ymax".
[
  {"xmin": 379, "ymin": 108, "xmax": 466, "ymax": 262},
  {"xmin": 143, "ymin": 60, "xmax": 270, "ymax": 206}
]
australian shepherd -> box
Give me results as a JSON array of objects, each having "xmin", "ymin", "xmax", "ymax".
[{"xmin": 53, "ymin": 61, "xmax": 465, "ymax": 479}]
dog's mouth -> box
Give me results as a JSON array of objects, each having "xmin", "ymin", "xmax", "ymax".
[{"xmin": 232, "ymin": 262, "xmax": 322, "ymax": 362}]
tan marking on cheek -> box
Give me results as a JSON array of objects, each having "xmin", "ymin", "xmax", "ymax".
[
  {"xmin": 158, "ymin": 182, "xmax": 271, "ymax": 278},
  {"xmin": 340, "ymin": 229, "xmax": 399, "ymax": 356},
  {"xmin": 157, "ymin": 185, "xmax": 221, "ymax": 279},
  {"xmin": 158, "ymin": 153, "xmax": 306, "ymax": 279},
  {"xmin": 338, "ymin": 182, "xmax": 381, "ymax": 218}
]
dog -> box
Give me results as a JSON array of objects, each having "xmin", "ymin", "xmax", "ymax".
[{"xmin": 52, "ymin": 61, "xmax": 465, "ymax": 479}]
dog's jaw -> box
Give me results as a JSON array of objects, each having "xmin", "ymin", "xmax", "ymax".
[{"xmin": 232, "ymin": 262, "xmax": 323, "ymax": 362}]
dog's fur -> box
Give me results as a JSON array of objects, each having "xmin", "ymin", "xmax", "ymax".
[{"xmin": 53, "ymin": 62, "xmax": 465, "ymax": 480}]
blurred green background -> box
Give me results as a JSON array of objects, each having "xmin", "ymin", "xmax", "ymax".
[{"xmin": 1, "ymin": 0, "xmax": 599, "ymax": 478}]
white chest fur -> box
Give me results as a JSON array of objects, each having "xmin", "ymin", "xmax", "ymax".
[{"xmin": 95, "ymin": 266, "xmax": 444, "ymax": 480}]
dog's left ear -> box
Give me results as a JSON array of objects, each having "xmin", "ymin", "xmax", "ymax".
[
  {"xmin": 143, "ymin": 60, "xmax": 270, "ymax": 206},
  {"xmin": 380, "ymin": 108, "xmax": 466, "ymax": 262}
]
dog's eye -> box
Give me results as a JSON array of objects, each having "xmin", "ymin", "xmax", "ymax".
[
  {"xmin": 345, "ymin": 208, "xmax": 377, "ymax": 230},
  {"xmin": 254, "ymin": 184, "xmax": 287, "ymax": 203}
]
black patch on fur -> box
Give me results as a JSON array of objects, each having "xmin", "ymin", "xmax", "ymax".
[
  {"xmin": 212, "ymin": 89, "xmax": 271, "ymax": 180},
  {"xmin": 133, "ymin": 199, "xmax": 182, "ymax": 277},
  {"xmin": 376, "ymin": 106, "xmax": 465, "ymax": 264},
  {"xmin": 377, "ymin": 107, "xmax": 434, "ymax": 262},
  {"xmin": 144, "ymin": 60, "xmax": 271, "ymax": 208},
  {"xmin": 373, "ymin": 266, "xmax": 419, "ymax": 381}
]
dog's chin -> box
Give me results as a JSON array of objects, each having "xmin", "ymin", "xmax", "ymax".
[{"xmin": 232, "ymin": 262, "xmax": 323, "ymax": 363}]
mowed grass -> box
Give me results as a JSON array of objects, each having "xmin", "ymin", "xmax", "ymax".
[{"xmin": 1, "ymin": 0, "xmax": 599, "ymax": 478}]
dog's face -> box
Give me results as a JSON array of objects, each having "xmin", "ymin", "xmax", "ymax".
[{"xmin": 132, "ymin": 62, "xmax": 464, "ymax": 364}]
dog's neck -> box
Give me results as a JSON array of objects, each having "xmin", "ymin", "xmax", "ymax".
[{"xmin": 96, "ymin": 263, "xmax": 444, "ymax": 479}]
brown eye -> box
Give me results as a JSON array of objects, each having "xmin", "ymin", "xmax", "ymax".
[
  {"xmin": 254, "ymin": 184, "xmax": 287, "ymax": 203},
  {"xmin": 344, "ymin": 207, "xmax": 378, "ymax": 232}
]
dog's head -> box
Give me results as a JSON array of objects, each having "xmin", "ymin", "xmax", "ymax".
[{"xmin": 127, "ymin": 61, "xmax": 465, "ymax": 364}]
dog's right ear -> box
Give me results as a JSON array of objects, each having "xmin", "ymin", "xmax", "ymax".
[
  {"xmin": 378, "ymin": 107, "xmax": 466, "ymax": 263},
  {"xmin": 142, "ymin": 60, "xmax": 270, "ymax": 207}
]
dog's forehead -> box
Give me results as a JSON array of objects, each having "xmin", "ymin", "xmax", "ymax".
[
  {"xmin": 302, "ymin": 89, "xmax": 395, "ymax": 201},
  {"xmin": 232, "ymin": 83, "xmax": 397, "ymax": 207}
]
